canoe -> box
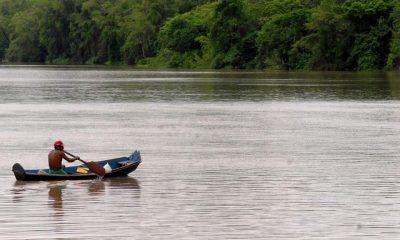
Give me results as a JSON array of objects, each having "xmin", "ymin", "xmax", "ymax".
[{"xmin": 12, "ymin": 151, "xmax": 141, "ymax": 181}]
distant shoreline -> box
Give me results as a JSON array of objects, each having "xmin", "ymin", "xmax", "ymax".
[
  {"xmin": 2, "ymin": 1, "xmax": 400, "ymax": 72},
  {"xmin": 1, "ymin": 64, "xmax": 399, "ymax": 74}
]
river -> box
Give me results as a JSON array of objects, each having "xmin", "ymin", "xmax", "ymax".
[{"xmin": 0, "ymin": 66, "xmax": 400, "ymax": 239}]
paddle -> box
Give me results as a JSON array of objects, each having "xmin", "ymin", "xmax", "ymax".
[{"xmin": 63, "ymin": 150, "xmax": 105, "ymax": 177}]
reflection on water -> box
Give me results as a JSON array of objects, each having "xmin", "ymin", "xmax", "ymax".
[
  {"xmin": 46, "ymin": 178, "xmax": 139, "ymax": 216},
  {"xmin": 48, "ymin": 184, "xmax": 65, "ymax": 212},
  {"xmin": 0, "ymin": 66, "xmax": 400, "ymax": 103},
  {"xmin": 1, "ymin": 66, "xmax": 400, "ymax": 239},
  {"xmin": 4, "ymin": 177, "xmax": 141, "ymax": 239},
  {"xmin": 105, "ymin": 176, "xmax": 140, "ymax": 189},
  {"xmin": 88, "ymin": 181, "xmax": 105, "ymax": 194}
]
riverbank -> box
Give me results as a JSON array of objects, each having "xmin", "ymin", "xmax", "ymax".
[{"xmin": 1, "ymin": 1, "xmax": 400, "ymax": 72}]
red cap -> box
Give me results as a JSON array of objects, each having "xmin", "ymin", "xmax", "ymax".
[{"xmin": 54, "ymin": 140, "xmax": 64, "ymax": 149}]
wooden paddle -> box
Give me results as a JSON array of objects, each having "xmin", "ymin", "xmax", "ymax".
[{"xmin": 63, "ymin": 150, "xmax": 105, "ymax": 177}]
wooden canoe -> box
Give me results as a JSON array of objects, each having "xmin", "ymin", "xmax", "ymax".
[{"xmin": 12, "ymin": 151, "xmax": 141, "ymax": 181}]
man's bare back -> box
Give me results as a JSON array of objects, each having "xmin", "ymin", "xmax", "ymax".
[
  {"xmin": 48, "ymin": 150, "xmax": 70, "ymax": 170},
  {"xmin": 48, "ymin": 141, "xmax": 79, "ymax": 170}
]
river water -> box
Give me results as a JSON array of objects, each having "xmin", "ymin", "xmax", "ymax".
[{"xmin": 0, "ymin": 66, "xmax": 400, "ymax": 239}]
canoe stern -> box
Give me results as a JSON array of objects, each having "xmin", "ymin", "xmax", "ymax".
[{"xmin": 12, "ymin": 163, "xmax": 26, "ymax": 181}]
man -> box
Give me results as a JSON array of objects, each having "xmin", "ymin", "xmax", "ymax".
[{"xmin": 48, "ymin": 140, "xmax": 80, "ymax": 175}]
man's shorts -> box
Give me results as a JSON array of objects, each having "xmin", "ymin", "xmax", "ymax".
[{"xmin": 48, "ymin": 169, "xmax": 68, "ymax": 175}]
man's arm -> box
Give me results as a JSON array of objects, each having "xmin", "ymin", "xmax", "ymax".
[{"xmin": 62, "ymin": 152, "xmax": 80, "ymax": 162}]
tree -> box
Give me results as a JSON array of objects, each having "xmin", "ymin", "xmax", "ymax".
[
  {"xmin": 0, "ymin": 0, "xmax": 399, "ymax": 71},
  {"xmin": 6, "ymin": 11, "xmax": 44, "ymax": 62},
  {"xmin": 0, "ymin": 0, "xmax": 32, "ymax": 61},
  {"xmin": 120, "ymin": 7, "xmax": 155, "ymax": 64},
  {"xmin": 68, "ymin": 6, "xmax": 100, "ymax": 63},
  {"xmin": 387, "ymin": 2, "xmax": 400, "ymax": 70},
  {"xmin": 299, "ymin": 0, "xmax": 351, "ymax": 70},
  {"xmin": 210, "ymin": 0, "xmax": 257, "ymax": 69},
  {"xmin": 348, "ymin": 18, "xmax": 391, "ymax": 70},
  {"xmin": 344, "ymin": 0, "xmax": 393, "ymax": 70},
  {"xmin": 38, "ymin": 0, "xmax": 78, "ymax": 63},
  {"xmin": 154, "ymin": 2, "xmax": 214, "ymax": 68},
  {"xmin": 0, "ymin": 20, "xmax": 8, "ymax": 60},
  {"xmin": 256, "ymin": 1, "xmax": 310, "ymax": 69}
]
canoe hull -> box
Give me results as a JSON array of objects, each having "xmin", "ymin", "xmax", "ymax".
[{"xmin": 12, "ymin": 151, "xmax": 141, "ymax": 181}]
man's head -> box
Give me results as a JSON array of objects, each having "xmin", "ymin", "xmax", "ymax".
[{"xmin": 54, "ymin": 140, "xmax": 64, "ymax": 150}]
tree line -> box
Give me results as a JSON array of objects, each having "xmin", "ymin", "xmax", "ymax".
[{"xmin": 0, "ymin": 0, "xmax": 399, "ymax": 71}]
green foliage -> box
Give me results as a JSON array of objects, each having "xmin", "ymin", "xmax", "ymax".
[
  {"xmin": 0, "ymin": 0, "xmax": 32, "ymax": 61},
  {"xmin": 38, "ymin": 0, "xmax": 77, "ymax": 62},
  {"xmin": 159, "ymin": 17, "xmax": 205, "ymax": 53},
  {"xmin": 6, "ymin": 11, "xmax": 44, "ymax": 62},
  {"xmin": 0, "ymin": 0, "xmax": 400, "ymax": 71},
  {"xmin": 344, "ymin": 0, "xmax": 393, "ymax": 70},
  {"xmin": 155, "ymin": 3, "xmax": 214, "ymax": 68},
  {"xmin": 120, "ymin": 2, "xmax": 157, "ymax": 64},
  {"xmin": 387, "ymin": 2, "xmax": 400, "ymax": 70},
  {"xmin": 256, "ymin": 1, "xmax": 310, "ymax": 69},
  {"xmin": 0, "ymin": 24, "xmax": 7, "ymax": 60},
  {"xmin": 174, "ymin": 0, "xmax": 214, "ymax": 13},
  {"xmin": 302, "ymin": 0, "xmax": 351, "ymax": 70},
  {"xmin": 0, "ymin": 0, "xmax": 180, "ymax": 64},
  {"xmin": 349, "ymin": 18, "xmax": 391, "ymax": 70},
  {"xmin": 253, "ymin": 0, "xmax": 398, "ymax": 71},
  {"xmin": 210, "ymin": 0, "xmax": 256, "ymax": 69}
]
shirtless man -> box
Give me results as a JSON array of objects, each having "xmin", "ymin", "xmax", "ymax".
[{"xmin": 48, "ymin": 140, "xmax": 80, "ymax": 175}]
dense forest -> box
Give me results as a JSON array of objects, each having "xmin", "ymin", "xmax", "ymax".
[{"xmin": 0, "ymin": 0, "xmax": 399, "ymax": 71}]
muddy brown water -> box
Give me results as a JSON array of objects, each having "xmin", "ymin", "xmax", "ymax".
[{"xmin": 1, "ymin": 66, "xmax": 400, "ymax": 239}]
